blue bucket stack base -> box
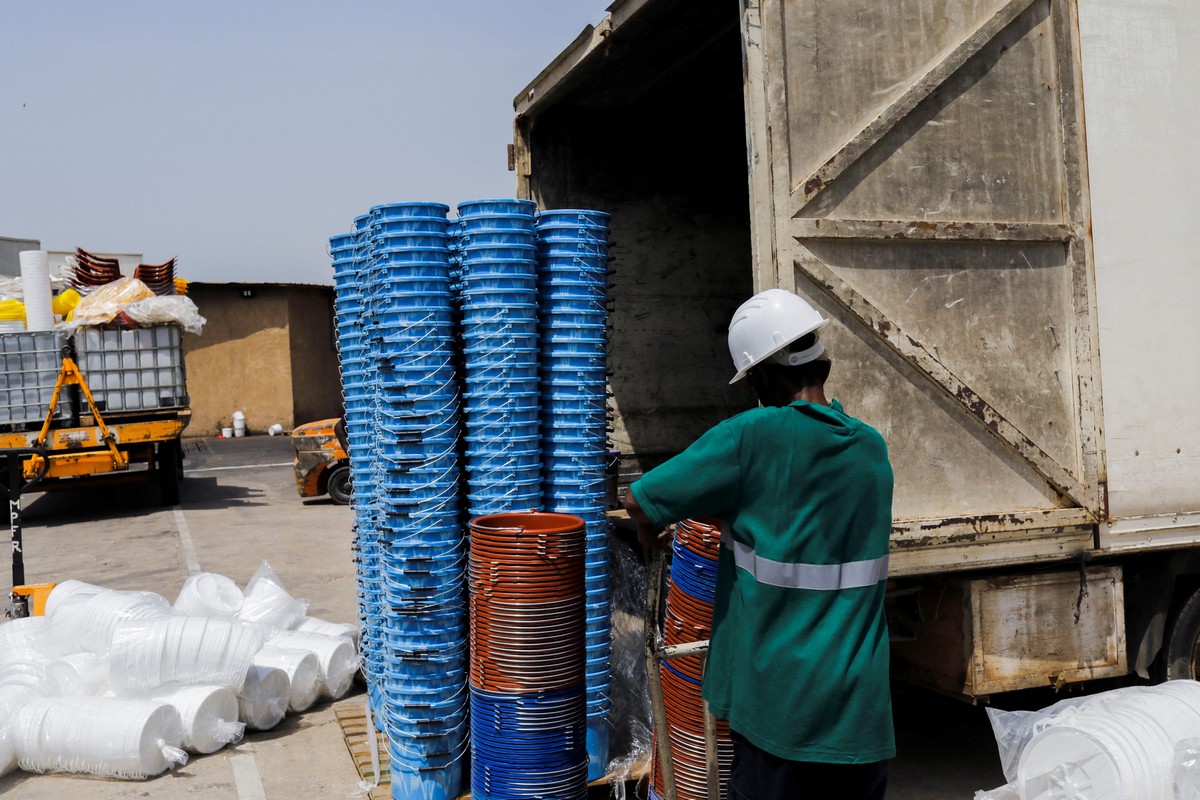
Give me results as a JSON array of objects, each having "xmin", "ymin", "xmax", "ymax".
[{"xmin": 536, "ymin": 208, "xmax": 614, "ymax": 779}]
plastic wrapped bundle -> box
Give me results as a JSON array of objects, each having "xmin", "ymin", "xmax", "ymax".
[
  {"xmin": 42, "ymin": 579, "xmax": 105, "ymax": 617},
  {"xmin": 0, "ymin": 686, "xmax": 36, "ymax": 777},
  {"xmin": 15, "ymin": 696, "xmax": 187, "ymax": 779},
  {"xmin": 238, "ymin": 665, "xmax": 289, "ymax": 731},
  {"xmin": 266, "ymin": 631, "xmax": 357, "ymax": 700},
  {"xmin": 45, "ymin": 652, "xmax": 109, "ymax": 696},
  {"xmin": 296, "ymin": 616, "xmax": 359, "ymax": 645},
  {"xmin": 235, "ymin": 561, "xmax": 307, "ymax": 630},
  {"xmin": 252, "ymin": 647, "xmax": 321, "ymax": 712},
  {"xmin": 0, "ymin": 719, "xmax": 12, "ymax": 777},
  {"xmin": 0, "ymin": 661, "xmax": 55, "ymax": 696},
  {"xmin": 0, "ymin": 617, "xmax": 52, "ymax": 666},
  {"xmin": 173, "ymin": 573, "xmax": 244, "ymax": 619},
  {"xmin": 45, "ymin": 589, "xmax": 171, "ymax": 655},
  {"xmin": 109, "ymin": 617, "xmax": 266, "ymax": 692},
  {"xmin": 149, "ymin": 685, "xmax": 244, "ymax": 754}
]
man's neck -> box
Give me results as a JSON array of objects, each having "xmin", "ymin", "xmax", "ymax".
[{"xmin": 790, "ymin": 386, "xmax": 828, "ymax": 406}]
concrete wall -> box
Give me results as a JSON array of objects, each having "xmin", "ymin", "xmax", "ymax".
[
  {"xmin": 183, "ymin": 283, "xmax": 341, "ymax": 436},
  {"xmin": 0, "ymin": 237, "xmax": 41, "ymax": 278}
]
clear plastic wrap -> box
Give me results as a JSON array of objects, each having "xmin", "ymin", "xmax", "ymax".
[
  {"xmin": 0, "ymin": 685, "xmax": 38, "ymax": 777},
  {"xmin": 235, "ymin": 561, "xmax": 308, "ymax": 630},
  {"xmin": 0, "ymin": 617, "xmax": 53, "ymax": 666},
  {"xmin": 45, "ymin": 652, "xmax": 109, "ymax": 696},
  {"xmin": 173, "ymin": 572, "xmax": 245, "ymax": 619},
  {"xmin": 251, "ymin": 647, "xmax": 321, "ymax": 712},
  {"xmin": 238, "ymin": 665, "xmax": 289, "ymax": 732},
  {"xmin": 296, "ymin": 616, "xmax": 360, "ymax": 645},
  {"xmin": 1176, "ymin": 737, "xmax": 1200, "ymax": 800},
  {"xmin": 974, "ymin": 786, "xmax": 1020, "ymax": 800},
  {"xmin": 0, "ymin": 661, "xmax": 55, "ymax": 696},
  {"xmin": 987, "ymin": 681, "xmax": 1200, "ymax": 800},
  {"xmin": 58, "ymin": 277, "xmax": 156, "ymax": 332},
  {"xmin": 606, "ymin": 540, "xmax": 653, "ymax": 789},
  {"xmin": 122, "ymin": 296, "xmax": 206, "ymax": 335},
  {"xmin": 42, "ymin": 579, "xmax": 105, "ymax": 618},
  {"xmin": 0, "ymin": 718, "xmax": 13, "ymax": 777},
  {"xmin": 265, "ymin": 631, "xmax": 358, "ymax": 700},
  {"xmin": 108, "ymin": 617, "xmax": 266, "ymax": 692},
  {"xmin": 14, "ymin": 696, "xmax": 187, "ymax": 779},
  {"xmin": 44, "ymin": 588, "xmax": 171, "ymax": 655},
  {"xmin": 148, "ymin": 684, "xmax": 243, "ymax": 754}
]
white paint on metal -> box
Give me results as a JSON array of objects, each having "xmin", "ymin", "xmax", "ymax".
[
  {"xmin": 1079, "ymin": 0, "xmax": 1200, "ymax": 520},
  {"xmin": 173, "ymin": 506, "xmax": 201, "ymax": 575}
]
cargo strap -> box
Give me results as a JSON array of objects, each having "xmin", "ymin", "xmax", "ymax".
[{"xmin": 722, "ymin": 530, "xmax": 888, "ymax": 591}]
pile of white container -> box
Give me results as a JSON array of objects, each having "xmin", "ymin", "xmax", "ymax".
[{"xmin": 0, "ymin": 562, "xmax": 358, "ymax": 781}]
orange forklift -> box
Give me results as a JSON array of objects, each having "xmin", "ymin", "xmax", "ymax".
[{"xmin": 291, "ymin": 417, "xmax": 351, "ymax": 505}]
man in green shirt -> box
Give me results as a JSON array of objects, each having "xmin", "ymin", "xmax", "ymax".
[{"xmin": 624, "ymin": 289, "xmax": 894, "ymax": 800}]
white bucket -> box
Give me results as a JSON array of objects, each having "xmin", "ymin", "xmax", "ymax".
[
  {"xmin": 296, "ymin": 616, "xmax": 360, "ymax": 646},
  {"xmin": 174, "ymin": 572, "xmax": 245, "ymax": 619},
  {"xmin": 108, "ymin": 617, "xmax": 266, "ymax": 692},
  {"xmin": 267, "ymin": 423, "xmax": 283, "ymax": 436},
  {"xmin": 221, "ymin": 427, "xmax": 233, "ymax": 438},
  {"xmin": 266, "ymin": 631, "xmax": 357, "ymax": 700},
  {"xmin": 18, "ymin": 251, "xmax": 53, "ymax": 332},
  {"xmin": 149, "ymin": 684, "xmax": 243, "ymax": 754},
  {"xmin": 44, "ymin": 589, "xmax": 171, "ymax": 655},
  {"xmin": 238, "ymin": 664, "xmax": 289, "ymax": 731},
  {"xmin": 232, "ymin": 410, "xmax": 246, "ymax": 437},
  {"xmin": 252, "ymin": 647, "xmax": 321, "ymax": 712}
]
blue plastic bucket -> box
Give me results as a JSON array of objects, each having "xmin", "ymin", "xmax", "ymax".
[
  {"xmin": 371, "ymin": 202, "xmax": 450, "ymax": 220},
  {"xmin": 374, "ymin": 231, "xmax": 452, "ymax": 249},
  {"xmin": 464, "ymin": 367, "xmax": 540, "ymax": 388},
  {"xmin": 372, "ymin": 246, "xmax": 451, "ymax": 263},
  {"xmin": 457, "ymin": 199, "xmax": 537, "ymax": 217},
  {"xmin": 460, "ymin": 274, "xmax": 538, "ymax": 292},
  {"xmin": 373, "ymin": 262, "xmax": 453, "ymax": 280},
  {"xmin": 372, "ymin": 217, "xmax": 450, "ymax": 235},
  {"xmin": 535, "ymin": 229, "xmax": 608, "ymax": 247},
  {"xmin": 537, "ymin": 209, "xmax": 610, "ymax": 226},
  {"xmin": 460, "ymin": 244, "xmax": 537, "ymax": 262},
  {"xmin": 540, "ymin": 354, "xmax": 606, "ymax": 372},
  {"xmin": 538, "ymin": 296, "xmax": 608, "ymax": 315},
  {"xmin": 461, "ymin": 304, "xmax": 539, "ymax": 324},
  {"xmin": 460, "ymin": 229, "xmax": 536, "ymax": 247},
  {"xmin": 458, "ymin": 213, "xmax": 536, "ymax": 231}
]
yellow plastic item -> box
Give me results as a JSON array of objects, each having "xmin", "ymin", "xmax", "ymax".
[
  {"xmin": 0, "ymin": 299, "xmax": 25, "ymax": 323},
  {"xmin": 12, "ymin": 583, "xmax": 56, "ymax": 616},
  {"xmin": 52, "ymin": 288, "xmax": 81, "ymax": 316},
  {"xmin": 174, "ymin": 277, "xmax": 189, "ymax": 296}
]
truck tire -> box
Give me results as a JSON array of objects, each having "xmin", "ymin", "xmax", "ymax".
[
  {"xmin": 326, "ymin": 464, "xmax": 352, "ymax": 505},
  {"xmin": 1164, "ymin": 586, "xmax": 1200, "ymax": 680},
  {"xmin": 158, "ymin": 440, "xmax": 181, "ymax": 507}
]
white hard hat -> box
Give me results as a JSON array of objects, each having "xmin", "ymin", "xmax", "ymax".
[{"xmin": 727, "ymin": 289, "xmax": 829, "ymax": 384}]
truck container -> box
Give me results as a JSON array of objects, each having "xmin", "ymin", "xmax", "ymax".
[{"xmin": 514, "ymin": 0, "xmax": 1200, "ymax": 697}]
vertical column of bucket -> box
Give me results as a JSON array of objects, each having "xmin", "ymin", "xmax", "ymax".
[
  {"xmin": 649, "ymin": 519, "xmax": 732, "ymax": 800},
  {"xmin": 536, "ymin": 208, "xmax": 614, "ymax": 778},
  {"xmin": 457, "ymin": 199, "xmax": 542, "ymax": 517},
  {"xmin": 368, "ymin": 202, "xmax": 467, "ymax": 800},
  {"xmin": 468, "ymin": 512, "xmax": 590, "ymax": 800}
]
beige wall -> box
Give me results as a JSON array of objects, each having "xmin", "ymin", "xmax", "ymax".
[{"xmin": 183, "ymin": 283, "xmax": 340, "ymax": 436}]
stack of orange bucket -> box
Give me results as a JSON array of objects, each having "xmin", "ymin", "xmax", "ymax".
[{"xmin": 651, "ymin": 517, "xmax": 734, "ymax": 800}]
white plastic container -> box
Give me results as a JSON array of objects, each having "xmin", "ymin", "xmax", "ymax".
[
  {"xmin": 43, "ymin": 579, "xmax": 105, "ymax": 618},
  {"xmin": 15, "ymin": 696, "xmax": 187, "ymax": 779},
  {"xmin": 238, "ymin": 664, "xmax": 290, "ymax": 731},
  {"xmin": 173, "ymin": 572, "xmax": 244, "ymax": 619},
  {"xmin": 221, "ymin": 427, "xmax": 233, "ymax": 438},
  {"xmin": 18, "ymin": 251, "xmax": 53, "ymax": 332},
  {"xmin": 0, "ymin": 616, "xmax": 51, "ymax": 666},
  {"xmin": 252, "ymin": 647, "xmax": 321, "ymax": 712},
  {"xmin": 108, "ymin": 617, "xmax": 266, "ymax": 692},
  {"xmin": 266, "ymin": 631, "xmax": 357, "ymax": 700},
  {"xmin": 45, "ymin": 652, "xmax": 109, "ymax": 696},
  {"xmin": 296, "ymin": 616, "xmax": 360, "ymax": 646},
  {"xmin": 232, "ymin": 410, "xmax": 246, "ymax": 437},
  {"xmin": 45, "ymin": 588, "xmax": 171, "ymax": 655},
  {"xmin": 149, "ymin": 684, "xmax": 243, "ymax": 754}
]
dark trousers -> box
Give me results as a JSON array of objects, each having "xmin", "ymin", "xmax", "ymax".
[{"xmin": 727, "ymin": 731, "xmax": 889, "ymax": 800}]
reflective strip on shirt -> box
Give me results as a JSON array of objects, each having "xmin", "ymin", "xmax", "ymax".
[{"xmin": 722, "ymin": 530, "xmax": 889, "ymax": 591}]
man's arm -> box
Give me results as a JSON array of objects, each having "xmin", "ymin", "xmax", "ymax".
[{"xmin": 623, "ymin": 489, "xmax": 671, "ymax": 558}]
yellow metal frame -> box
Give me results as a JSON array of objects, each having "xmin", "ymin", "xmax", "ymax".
[{"xmin": 0, "ymin": 357, "xmax": 188, "ymax": 482}]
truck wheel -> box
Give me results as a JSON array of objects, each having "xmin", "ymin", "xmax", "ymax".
[
  {"xmin": 158, "ymin": 440, "xmax": 181, "ymax": 507},
  {"xmin": 326, "ymin": 464, "xmax": 352, "ymax": 505},
  {"xmin": 1163, "ymin": 587, "xmax": 1200, "ymax": 680}
]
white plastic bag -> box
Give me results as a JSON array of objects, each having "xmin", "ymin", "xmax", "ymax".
[
  {"xmin": 236, "ymin": 561, "xmax": 308, "ymax": 630},
  {"xmin": 122, "ymin": 296, "xmax": 206, "ymax": 335},
  {"xmin": 174, "ymin": 572, "xmax": 244, "ymax": 618},
  {"xmin": 238, "ymin": 665, "xmax": 290, "ymax": 732},
  {"xmin": 148, "ymin": 684, "xmax": 244, "ymax": 754},
  {"xmin": 252, "ymin": 647, "xmax": 321, "ymax": 712},
  {"xmin": 265, "ymin": 631, "xmax": 358, "ymax": 700},
  {"xmin": 15, "ymin": 696, "xmax": 188, "ymax": 779},
  {"xmin": 59, "ymin": 277, "xmax": 156, "ymax": 332},
  {"xmin": 108, "ymin": 617, "xmax": 265, "ymax": 692}
]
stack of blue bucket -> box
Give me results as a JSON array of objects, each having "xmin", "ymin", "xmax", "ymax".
[
  {"xmin": 456, "ymin": 199, "xmax": 542, "ymax": 518},
  {"xmin": 339, "ymin": 202, "xmax": 469, "ymax": 800},
  {"xmin": 535, "ymin": 208, "xmax": 614, "ymax": 779}
]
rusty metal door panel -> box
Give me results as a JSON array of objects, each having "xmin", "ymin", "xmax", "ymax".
[
  {"xmin": 743, "ymin": 0, "xmax": 1102, "ymax": 562},
  {"xmin": 1077, "ymin": 0, "xmax": 1200, "ymax": 536}
]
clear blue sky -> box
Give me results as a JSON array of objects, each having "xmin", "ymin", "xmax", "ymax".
[{"xmin": 0, "ymin": 2, "xmax": 610, "ymax": 284}]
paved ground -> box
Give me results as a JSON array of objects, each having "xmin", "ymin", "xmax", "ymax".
[{"xmin": 1, "ymin": 434, "xmax": 1011, "ymax": 799}]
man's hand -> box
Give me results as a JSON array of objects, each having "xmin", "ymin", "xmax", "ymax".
[{"xmin": 623, "ymin": 489, "xmax": 670, "ymax": 561}]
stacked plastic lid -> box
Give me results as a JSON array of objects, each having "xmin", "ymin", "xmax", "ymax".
[
  {"xmin": 650, "ymin": 518, "xmax": 733, "ymax": 800},
  {"xmin": 468, "ymin": 512, "xmax": 589, "ymax": 800},
  {"xmin": 456, "ymin": 199, "xmax": 541, "ymax": 517},
  {"xmin": 536, "ymin": 208, "xmax": 614, "ymax": 778}
]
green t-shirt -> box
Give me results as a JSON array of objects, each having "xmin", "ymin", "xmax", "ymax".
[{"xmin": 630, "ymin": 399, "xmax": 895, "ymax": 763}]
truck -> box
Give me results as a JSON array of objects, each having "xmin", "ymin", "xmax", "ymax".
[
  {"xmin": 513, "ymin": 0, "xmax": 1200, "ymax": 698},
  {"xmin": 0, "ymin": 324, "xmax": 190, "ymax": 507}
]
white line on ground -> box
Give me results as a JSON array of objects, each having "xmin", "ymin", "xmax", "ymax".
[
  {"xmin": 229, "ymin": 750, "xmax": 268, "ymax": 800},
  {"xmin": 187, "ymin": 462, "xmax": 294, "ymax": 473},
  {"xmin": 173, "ymin": 506, "xmax": 201, "ymax": 575}
]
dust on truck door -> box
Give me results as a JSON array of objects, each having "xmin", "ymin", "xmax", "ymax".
[{"xmin": 738, "ymin": 0, "xmax": 1105, "ymax": 576}]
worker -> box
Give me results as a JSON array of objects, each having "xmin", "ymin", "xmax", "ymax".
[{"xmin": 624, "ymin": 288, "xmax": 894, "ymax": 800}]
